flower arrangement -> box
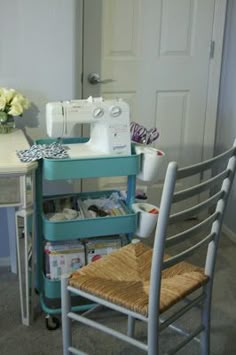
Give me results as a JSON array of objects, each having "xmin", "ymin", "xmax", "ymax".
[{"xmin": 0, "ymin": 87, "xmax": 30, "ymax": 133}]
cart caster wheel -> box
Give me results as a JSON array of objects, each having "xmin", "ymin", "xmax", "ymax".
[{"xmin": 45, "ymin": 315, "xmax": 60, "ymax": 330}]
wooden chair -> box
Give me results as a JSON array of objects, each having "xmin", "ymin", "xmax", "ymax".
[{"xmin": 61, "ymin": 140, "xmax": 236, "ymax": 355}]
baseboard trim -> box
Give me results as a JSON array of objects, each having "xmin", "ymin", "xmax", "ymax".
[
  {"xmin": 0, "ymin": 257, "xmax": 10, "ymax": 267},
  {"xmin": 222, "ymin": 224, "xmax": 236, "ymax": 242}
]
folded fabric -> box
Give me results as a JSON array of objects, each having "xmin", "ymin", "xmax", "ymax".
[{"xmin": 16, "ymin": 142, "xmax": 69, "ymax": 162}]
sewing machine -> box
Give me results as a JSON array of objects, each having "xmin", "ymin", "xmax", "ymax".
[{"xmin": 46, "ymin": 97, "xmax": 131, "ymax": 158}]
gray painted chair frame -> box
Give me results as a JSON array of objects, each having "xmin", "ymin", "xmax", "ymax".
[{"xmin": 61, "ymin": 139, "xmax": 236, "ymax": 355}]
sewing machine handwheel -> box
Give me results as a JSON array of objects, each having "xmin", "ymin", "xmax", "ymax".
[{"xmin": 45, "ymin": 315, "xmax": 60, "ymax": 330}]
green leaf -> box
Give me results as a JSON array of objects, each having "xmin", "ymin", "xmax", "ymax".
[{"xmin": 0, "ymin": 111, "xmax": 8, "ymax": 123}]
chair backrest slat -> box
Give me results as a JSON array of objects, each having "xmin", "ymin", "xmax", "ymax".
[
  {"xmin": 163, "ymin": 232, "xmax": 215, "ymax": 270},
  {"xmin": 166, "ymin": 211, "xmax": 218, "ymax": 247},
  {"xmin": 170, "ymin": 190, "xmax": 224, "ymax": 223},
  {"xmin": 149, "ymin": 140, "xmax": 236, "ymax": 319},
  {"xmin": 177, "ymin": 147, "xmax": 235, "ymax": 179},
  {"xmin": 205, "ymin": 153, "xmax": 236, "ymax": 276},
  {"xmin": 173, "ymin": 169, "xmax": 228, "ymax": 203}
]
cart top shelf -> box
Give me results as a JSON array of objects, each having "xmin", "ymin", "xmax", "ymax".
[{"xmin": 36, "ymin": 138, "xmax": 140, "ymax": 180}]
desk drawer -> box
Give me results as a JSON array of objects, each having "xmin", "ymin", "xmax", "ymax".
[{"xmin": 0, "ymin": 177, "xmax": 21, "ymax": 206}]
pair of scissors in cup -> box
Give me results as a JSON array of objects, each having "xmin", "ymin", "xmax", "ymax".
[
  {"xmin": 145, "ymin": 128, "xmax": 159, "ymax": 145},
  {"xmin": 130, "ymin": 122, "xmax": 147, "ymax": 143}
]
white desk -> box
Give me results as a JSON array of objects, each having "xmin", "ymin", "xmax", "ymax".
[{"xmin": 0, "ymin": 129, "xmax": 37, "ymax": 326}]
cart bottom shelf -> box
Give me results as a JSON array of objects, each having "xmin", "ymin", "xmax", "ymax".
[{"xmin": 40, "ymin": 293, "xmax": 94, "ymax": 316}]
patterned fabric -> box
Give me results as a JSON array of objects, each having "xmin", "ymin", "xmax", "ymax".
[
  {"xmin": 69, "ymin": 242, "xmax": 208, "ymax": 316},
  {"xmin": 17, "ymin": 142, "xmax": 69, "ymax": 162}
]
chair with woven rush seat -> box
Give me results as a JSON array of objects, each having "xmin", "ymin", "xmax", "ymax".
[{"xmin": 61, "ymin": 140, "xmax": 236, "ymax": 355}]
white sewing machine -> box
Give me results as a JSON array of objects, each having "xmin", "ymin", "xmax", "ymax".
[{"xmin": 46, "ymin": 97, "xmax": 131, "ymax": 158}]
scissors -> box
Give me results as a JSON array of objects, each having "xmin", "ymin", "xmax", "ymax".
[
  {"xmin": 130, "ymin": 122, "xmax": 147, "ymax": 143},
  {"xmin": 146, "ymin": 128, "xmax": 159, "ymax": 145}
]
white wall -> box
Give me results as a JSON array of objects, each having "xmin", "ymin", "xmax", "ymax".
[
  {"xmin": 215, "ymin": 0, "xmax": 236, "ymax": 235},
  {"xmin": 0, "ymin": 0, "xmax": 82, "ymax": 139},
  {"xmin": 0, "ymin": 0, "xmax": 82, "ymax": 258}
]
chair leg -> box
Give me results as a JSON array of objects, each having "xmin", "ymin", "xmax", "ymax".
[
  {"xmin": 127, "ymin": 315, "xmax": 135, "ymax": 337},
  {"xmin": 148, "ymin": 319, "xmax": 159, "ymax": 355},
  {"xmin": 61, "ymin": 276, "xmax": 72, "ymax": 355},
  {"xmin": 200, "ymin": 283, "xmax": 212, "ymax": 355}
]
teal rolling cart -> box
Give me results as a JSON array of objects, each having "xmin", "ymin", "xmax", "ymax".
[{"xmin": 35, "ymin": 138, "xmax": 140, "ymax": 329}]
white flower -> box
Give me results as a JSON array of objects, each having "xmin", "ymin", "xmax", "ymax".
[
  {"xmin": 11, "ymin": 94, "xmax": 30, "ymax": 109},
  {"xmin": 0, "ymin": 87, "xmax": 30, "ymax": 117},
  {"xmin": 5, "ymin": 89, "xmax": 16, "ymax": 103},
  {"xmin": 0, "ymin": 88, "xmax": 14, "ymax": 102},
  {"xmin": 0, "ymin": 96, "xmax": 7, "ymax": 110},
  {"xmin": 0, "ymin": 87, "xmax": 8, "ymax": 96},
  {"xmin": 8, "ymin": 102, "xmax": 24, "ymax": 116}
]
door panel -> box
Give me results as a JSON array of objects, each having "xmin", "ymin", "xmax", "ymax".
[
  {"xmin": 103, "ymin": 0, "xmax": 141, "ymax": 57},
  {"xmin": 160, "ymin": 0, "xmax": 195, "ymax": 56},
  {"xmin": 155, "ymin": 91, "xmax": 189, "ymax": 163},
  {"xmin": 82, "ymin": 0, "xmax": 220, "ymax": 205}
]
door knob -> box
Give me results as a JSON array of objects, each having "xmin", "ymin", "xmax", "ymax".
[{"xmin": 87, "ymin": 73, "xmax": 114, "ymax": 85}]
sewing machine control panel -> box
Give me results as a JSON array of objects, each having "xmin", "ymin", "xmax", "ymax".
[
  {"xmin": 75, "ymin": 97, "xmax": 125, "ymax": 119},
  {"xmin": 93, "ymin": 107, "xmax": 104, "ymax": 118},
  {"xmin": 47, "ymin": 96, "xmax": 127, "ymax": 121}
]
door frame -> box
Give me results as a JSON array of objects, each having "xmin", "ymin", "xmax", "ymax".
[
  {"xmin": 78, "ymin": 0, "xmax": 228, "ymax": 162},
  {"xmin": 203, "ymin": 0, "xmax": 228, "ymax": 160}
]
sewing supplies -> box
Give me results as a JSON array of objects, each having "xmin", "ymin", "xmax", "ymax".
[
  {"xmin": 146, "ymin": 127, "xmax": 159, "ymax": 145},
  {"xmin": 43, "ymin": 192, "xmax": 127, "ymax": 221},
  {"xmin": 137, "ymin": 204, "xmax": 159, "ymax": 214},
  {"xmin": 135, "ymin": 190, "xmax": 148, "ymax": 200},
  {"xmin": 130, "ymin": 121, "xmax": 159, "ymax": 145},
  {"xmin": 130, "ymin": 121, "xmax": 147, "ymax": 143},
  {"xmin": 134, "ymin": 145, "xmax": 165, "ymax": 182},
  {"xmin": 132, "ymin": 202, "xmax": 159, "ymax": 238},
  {"xmin": 85, "ymin": 236, "xmax": 123, "ymax": 264},
  {"xmin": 45, "ymin": 235, "xmax": 124, "ymax": 279},
  {"xmin": 88, "ymin": 205, "xmax": 109, "ymax": 217},
  {"xmin": 44, "ymin": 241, "xmax": 85, "ymax": 280},
  {"xmin": 148, "ymin": 208, "xmax": 159, "ymax": 214}
]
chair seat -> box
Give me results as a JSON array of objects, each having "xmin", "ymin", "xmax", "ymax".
[{"xmin": 69, "ymin": 242, "xmax": 208, "ymax": 317}]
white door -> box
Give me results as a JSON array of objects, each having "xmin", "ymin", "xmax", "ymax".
[{"xmin": 82, "ymin": 0, "xmax": 226, "ymax": 202}]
